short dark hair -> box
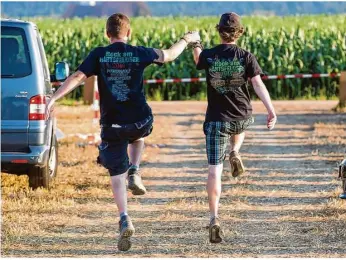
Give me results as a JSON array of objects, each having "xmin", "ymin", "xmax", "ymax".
[{"xmin": 106, "ymin": 13, "xmax": 130, "ymax": 38}]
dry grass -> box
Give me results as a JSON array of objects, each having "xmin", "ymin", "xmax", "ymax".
[{"xmin": 2, "ymin": 100, "xmax": 346, "ymax": 257}]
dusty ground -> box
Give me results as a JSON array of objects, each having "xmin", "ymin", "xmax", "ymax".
[{"xmin": 2, "ymin": 100, "xmax": 346, "ymax": 257}]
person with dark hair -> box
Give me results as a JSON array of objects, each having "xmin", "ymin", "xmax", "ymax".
[
  {"xmin": 192, "ymin": 12, "xmax": 277, "ymax": 243},
  {"xmin": 46, "ymin": 13, "xmax": 200, "ymax": 251}
]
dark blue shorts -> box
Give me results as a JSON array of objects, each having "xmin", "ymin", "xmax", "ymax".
[{"xmin": 97, "ymin": 116, "xmax": 153, "ymax": 176}]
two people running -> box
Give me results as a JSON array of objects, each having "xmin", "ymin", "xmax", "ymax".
[{"xmin": 47, "ymin": 12, "xmax": 276, "ymax": 250}]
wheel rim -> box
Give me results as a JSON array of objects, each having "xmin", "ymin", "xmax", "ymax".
[{"xmin": 48, "ymin": 146, "xmax": 56, "ymax": 177}]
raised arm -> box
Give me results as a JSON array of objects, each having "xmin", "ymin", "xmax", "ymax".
[
  {"xmin": 193, "ymin": 46, "xmax": 202, "ymax": 65},
  {"xmin": 154, "ymin": 31, "xmax": 200, "ymax": 63},
  {"xmin": 251, "ymin": 75, "xmax": 277, "ymax": 130}
]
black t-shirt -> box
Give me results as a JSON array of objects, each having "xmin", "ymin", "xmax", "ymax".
[
  {"xmin": 197, "ymin": 44, "xmax": 263, "ymax": 122},
  {"xmin": 78, "ymin": 42, "xmax": 161, "ymax": 124}
]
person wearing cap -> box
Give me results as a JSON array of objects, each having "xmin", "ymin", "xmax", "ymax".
[{"xmin": 192, "ymin": 12, "xmax": 277, "ymax": 243}]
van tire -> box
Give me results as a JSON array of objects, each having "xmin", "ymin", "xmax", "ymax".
[{"xmin": 29, "ymin": 134, "xmax": 58, "ymax": 189}]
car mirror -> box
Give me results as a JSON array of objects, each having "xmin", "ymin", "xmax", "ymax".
[{"xmin": 55, "ymin": 62, "xmax": 69, "ymax": 81}]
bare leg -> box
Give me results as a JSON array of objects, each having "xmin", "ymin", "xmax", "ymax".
[
  {"xmin": 230, "ymin": 132, "xmax": 245, "ymax": 152},
  {"xmin": 207, "ymin": 164, "xmax": 223, "ymax": 218},
  {"xmin": 129, "ymin": 138, "xmax": 145, "ymax": 167},
  {"xmin": 229, "ymin": 132, "xmax": 246, "ymax": 177},
  {"xmin": 111, "ymin": 171, "xmax": 135, "ymax": 251},
  {"xmin": 110, "ymin": 172, "xmax": 128, "ymax": 215},
  {"xmin": 128, "ymin": 138, "xmax": 147, "ymax": 195}
]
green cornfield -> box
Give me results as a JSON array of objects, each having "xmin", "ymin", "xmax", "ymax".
[{"xmin": 32, "ymin": 15, "xmax": 346, "ymax": 100}]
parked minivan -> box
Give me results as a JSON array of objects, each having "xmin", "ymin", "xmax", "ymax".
[{"xmin": 1, "ymin": 19, "xmax": 69, "ymax": 189}]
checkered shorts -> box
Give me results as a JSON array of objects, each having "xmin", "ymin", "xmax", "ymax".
[{"xmin": 203, "ymin": 117, "xmax": 254, "ymax": 165}]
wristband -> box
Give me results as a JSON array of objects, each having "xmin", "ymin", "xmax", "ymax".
[
  {"xmin": 180, "ymin": 36, "xmax": 189, "ymax": 44},
  {"xmin": 188, "ymin": 41, "xmax": 204, "ymax": 50}
]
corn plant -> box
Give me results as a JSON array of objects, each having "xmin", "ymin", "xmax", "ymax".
[{"xmin": 31, "ymin": 15, "xmax": 346, "ymax": 100}]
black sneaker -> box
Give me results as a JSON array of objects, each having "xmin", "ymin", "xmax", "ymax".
[
  {"xmin": 118, "ymin": 215, "xmax": 135, "ymax": 251},
  {"xmin": 209, "ymin": 217, "xmax": 223, "ymax": 243},
  {"xmin": 128, "ymin": 168, "xmax": 147, "ymax": 195},
  {"xmin": 229, "ymin": 151, "xmax": 245, "ymax": 177}
]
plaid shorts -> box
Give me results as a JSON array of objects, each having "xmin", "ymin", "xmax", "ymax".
[{"xmin": 203, "ymin": 117, "xmax": 254, "ymax": 165}]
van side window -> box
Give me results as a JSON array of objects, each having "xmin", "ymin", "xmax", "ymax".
[{"xmin": 35, "ymin": 29, "xmax": 50, "ymax": 81}]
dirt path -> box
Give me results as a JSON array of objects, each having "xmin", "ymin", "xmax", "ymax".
[{"xmin": 2, "ymin": 101, "xmax": 346, "ymax": 257}]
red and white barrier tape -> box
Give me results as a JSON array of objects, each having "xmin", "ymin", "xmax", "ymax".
[
  {"xmin": 261, "ymin": 72, "xmax": 340, "ymax": 80},
  {"xmin": 51, "ymin": 72, "xmax": 341, "ymax": 123},
  {"xmin": 143, "ymin": 72, "xmax": 341, "ymax": 84},
  {"xmin": 145, "ymin": 78, "xmax": 205, "ymax": 84},
  {"xmin": 54, "ymin": 71, "xmax": 341, "ymax": 141},
  {"xmin": 51, "ymin": 72, "xmax": 340, "ymax": 87}
]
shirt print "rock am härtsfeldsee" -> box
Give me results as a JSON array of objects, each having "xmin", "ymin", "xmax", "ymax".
[
  {"xmin": 100, "ymin": 51, "xmax": 140, "ymax": 101},
  {"xmin": 208, "ymin": 56, "xmax": 246, "ymax": 94}
]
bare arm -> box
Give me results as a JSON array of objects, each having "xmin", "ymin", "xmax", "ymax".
[
  {"xmin": 154, "ymin": 39, "xmax": 188, "ymax": 63},
  {"xmin": 251, "ymin": 75, "xmax": 277, "ymax": 130},
  {"xmin": 193, "ymin": 47, "xmax": 202, "ymax": 65},
  {"xmin": 51, "ymin": 71, "xmax": 86, "ymax": 102},
  {"xmin": 46, "ymin": 71, "xmax": 87, "ymax": 117},
  {"xmin": 154, "ymin": 31, "xmax": 200, "ymax": 63}
]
